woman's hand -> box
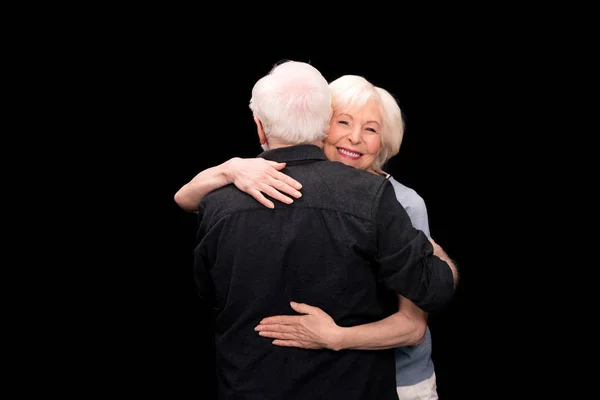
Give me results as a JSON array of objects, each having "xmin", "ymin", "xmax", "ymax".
[
  {"xmin": 254, "ymin": 301, "xmax": 343, "ymax": 350},
  {"xmin": 227, "ymin": 158, "xmax": 303, "ymax": 209}
]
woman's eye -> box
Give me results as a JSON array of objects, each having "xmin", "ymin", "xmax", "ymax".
[
  {"xmin": 338, "ymin": 120, "xmax": 349, "ymax": 125},
  {"xmin": 365, "ymin": 127, "xmax": 377, "ymax": 133}
]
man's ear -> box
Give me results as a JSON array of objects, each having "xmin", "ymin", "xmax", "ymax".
[{"xmin": 254, "ymin": 116, "xmax": 267, "ymax": 145}]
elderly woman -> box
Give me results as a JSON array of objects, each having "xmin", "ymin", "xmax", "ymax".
[{"xmin": 175, "ymin": 74, "xmax": 442, "ymax": 400}]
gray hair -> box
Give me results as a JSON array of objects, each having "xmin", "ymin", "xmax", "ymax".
[
  {"xmin": 249, "ymin": 61, "xmax": 332, "ymax": 145},
  {"xmin": 329, "ymin": 75, "xmax": 404, "ymax": 173}
]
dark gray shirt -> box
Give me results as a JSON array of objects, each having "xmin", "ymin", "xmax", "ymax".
[{"xmin": 195, "ymin": 144, "xmax": 454, "ymax": 399}]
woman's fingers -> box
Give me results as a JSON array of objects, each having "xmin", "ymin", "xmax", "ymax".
[
  {"xmin": 259, "ymin": 183, "xmax": 296, "ymax": 205},
  {"xmin": 271, "ymin": 340, "xmax": 311, "ymax": 348},
  {"xmin": 248, "ymin": 189, "xmax": 275, "ymax": 209},
  {"xmin": 256, "ymin": 329, "xmax": 299, "ymax": 339},
  {"xmin": 272, "ymin": 170, "xmax": 302, "ymax": 192},
  {"xmin": 266, "ymin": 160, "xmax": 303, "ymax": 192},
  {"xmin": 258, "ymin": 314, "xmax": 302, "ymax": 326}
]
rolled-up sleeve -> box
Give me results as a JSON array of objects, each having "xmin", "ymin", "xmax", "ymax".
[{"xmin": 374, "ymin": 182, "xmax": 454, "ymax": 312}]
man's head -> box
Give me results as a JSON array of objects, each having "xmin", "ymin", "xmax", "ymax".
[{"xmin": 249, "ymin": 61, "xmax": 332, "ymax": 151}]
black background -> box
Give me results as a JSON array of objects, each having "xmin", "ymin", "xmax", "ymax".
[{"xmin": 22, "ymin": 6, "xmax": 569, "ymax": 397}]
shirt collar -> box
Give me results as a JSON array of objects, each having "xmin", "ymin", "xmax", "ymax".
[{"xmin": 257, "ymin": 144, "xmax": 328, "ymax": 164}]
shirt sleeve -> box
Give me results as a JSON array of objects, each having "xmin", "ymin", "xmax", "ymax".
[
  {"xmin": 402, "ymin": 190, "xmax": 431, "ymax": 238},
  {"xmin": 374, "ymin": 181, "xmax": 454, "ymax": 313}
]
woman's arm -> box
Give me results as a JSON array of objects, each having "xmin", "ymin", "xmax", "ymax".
[
  {"xmin": 254, "ymin": 296, "xmax": 427, "ymax": 351},
  {"xmin": 174, "ymin": 157, "xmax": 303, "ymax": 212}
]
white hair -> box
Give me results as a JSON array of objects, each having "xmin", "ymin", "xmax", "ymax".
[
  {"xmin": 329, "ymin": 75, "xmax": 404, "ymax": 173},
  {"xmin": 249, "ymin": 61, "xmax": 332, "ymax": 146}
]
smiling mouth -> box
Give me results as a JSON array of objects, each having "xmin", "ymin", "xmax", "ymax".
[{"xmin": 337, "ymin": 148, "xmax": 362, "ymax": 159}]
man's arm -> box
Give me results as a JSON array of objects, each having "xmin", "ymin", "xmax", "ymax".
[
  {"xmin": 375, "ymin": 182, "xmax": 458, "ymax": 311},
  {"xmin": 429, "ymin": 237, "xmax": 459, "ymax": 290},
  {"xmin": 254, "ymin": 296, "xmax": 427, "ymax": 351},
  {"xmin": 387, "ymin": 180, "xmax": 434, "ymax": 341},
  {"xmin": 174, "ymin": 157, "xmax": 303, "ymax": 211}
]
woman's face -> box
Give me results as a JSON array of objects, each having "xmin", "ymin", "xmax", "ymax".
[{"xmin": 323, "ymin": 100, "xmax": 382, "ymax": 173}]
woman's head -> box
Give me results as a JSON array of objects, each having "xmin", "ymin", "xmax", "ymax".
[{"xmin": 323, "ymin": 75, "xmax": 404, "ymax": 174}]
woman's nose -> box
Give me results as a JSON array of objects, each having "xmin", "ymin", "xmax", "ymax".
[{"xmin": 348, "ymin": 128, "xmax": 362, "ymax": 143}]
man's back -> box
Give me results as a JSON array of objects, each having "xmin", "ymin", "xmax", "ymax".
[{"xmin": 195, "ymin": 145, "xmax": 453, "ymax": 399}]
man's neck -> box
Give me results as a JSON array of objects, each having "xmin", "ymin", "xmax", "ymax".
[{"xmin": 266, "ymin": 140, "xmax": 324, "ymax": 150}]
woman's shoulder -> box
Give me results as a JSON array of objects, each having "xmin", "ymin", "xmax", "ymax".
[{"xmin": 385, "ymin": 175, "xmax": 422, "ymax": 201}]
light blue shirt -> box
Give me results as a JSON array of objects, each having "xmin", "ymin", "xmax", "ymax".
[{"xmin": 387, "ymin": 175, "xmax": 435, "ymax": 386}]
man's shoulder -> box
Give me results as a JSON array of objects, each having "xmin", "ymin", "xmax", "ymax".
[
  {"xmin": 201, "ymin": 184, "xmax": 237, "ymax": 202},
  {"xmin": 199, "ymin": 184, "xmax": 251, "ymax": 219},
  {"xmin": 319, "ymin": 160, "xmax": 388, "ymax": 186},
  {"xmin": 309, "ymin": 161, "xmax": 391, "ymax": 217}
]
